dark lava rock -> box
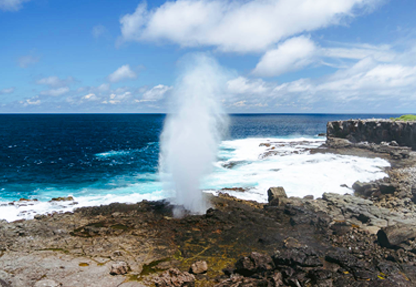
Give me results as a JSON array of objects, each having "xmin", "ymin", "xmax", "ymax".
[
  {"xmin": 267, "ymin": 187, "xmax": 287, "ymax": 206},
  {"xmin": 273, "ymin": 247, "xmax": 322, "ymax": 268},
  {"xmin": 379, "ymin": 183, "xmax": 397, "ymax": 195},
  {"xmin": 377, "ymin": 224, "xmax": 416, "ymax": 248},
  {"xmin": 235, "ymin": 252, "xmax": 274, "ymax": 276}
]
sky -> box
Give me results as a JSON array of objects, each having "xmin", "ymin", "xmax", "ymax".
[{"xmin": 1, "ymin": 0, "xmax": 416, "ymax": 113}]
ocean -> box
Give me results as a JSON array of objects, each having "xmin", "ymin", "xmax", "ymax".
[{"xmin": 0, "ymin": 114, "xmax": 398, "ymax": 221}]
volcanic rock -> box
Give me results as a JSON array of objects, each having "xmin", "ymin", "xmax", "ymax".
[
  {"xmin": 267, "ymin": 187, "xmax": 287, "ymax": 206},
  {"xmin": 377, "ymin": 224, "xmax": 416, "ymax": 248},
  {"xmin": 235, "ymin": 252, "xmax": 274, "ymax": 276},
  {"xmin": 154, "ymin": 268, "xmax": 195, "ymax": 287}
]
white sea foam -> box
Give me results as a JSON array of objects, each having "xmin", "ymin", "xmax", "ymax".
[
  {"xmin": 0, "ymin": 136, "xmax": 390, "ymax": 222},
  {"xmin": 205, "ymin": 137, "xmax": 390, "ymax": 202}
]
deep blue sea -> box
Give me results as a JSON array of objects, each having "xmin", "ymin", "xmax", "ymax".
[{"xmin": 0, "ymin": 114, "xmax": 398, "ymax": 221}]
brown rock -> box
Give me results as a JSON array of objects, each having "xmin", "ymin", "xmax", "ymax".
[
  {"xmin": 267, "ymin": 187, "xmax": 287, "ymax": 206},
  {"xmin": 154, "ymin": 268, "xmax": 195, "ymax": 287},
  {"xmin": 377, "ymin": 224, "xmax": 416, "ymax": 248},
  {"xmin": 189, "ymin": 260, "xmax": 208, "ymax": 274},
  {"xmin": 110, "ymin": 261, "xmax": 129, "ymax": 275},
  {"xmin": 50, "ymin": 196, "xmax": 74, "ymax": 202}
]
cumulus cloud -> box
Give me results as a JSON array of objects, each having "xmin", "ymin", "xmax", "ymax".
[
  {"xmin": 18, "ymin": 55, "xmax": 39, "ymax": 68},
  {"xmin": 253, "ymin": 36, "xmax": 318, "ymax": 77},
  {"xmin": 37, "ymin": 76, "xmax": 74, "ymax": 88},
  {"xmin": 0, "ymin": 0, "xmax": 30, "ymax": 11},
  {"xmin": 227, "ymin": 77, "xmax": 269, "ymax": 95},
  {"xmin": 120, "ymin": 0, "xmax": 382, "ymax": 53},
  {"xmin": 0, "ymin": 87, "xmax": 15, "ymax": 95},
  {"xmin": 82, "ymin": 93, "xmax": 99, "ymax": 101},
  {"xmin": 142, "ymin": 84, "xmax": 172, "ymax": 101},
  {"xmin": 20, "ymin": 97, "xmax": 41, "ymax": 106},
  {"xmin": 40, "ymin": 87, "xmax": 70, "ymax": 97},
  {"xmin": 108, "ymin": 65, "xmax": 137, "ymax": 83},
  {"xmin": 227, "ymin": 52, "xmax": 416, "ymax": 110}
]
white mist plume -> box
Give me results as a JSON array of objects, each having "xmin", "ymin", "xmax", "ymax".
[{"xmin": 159, "ymin": 54, "xmax": 229, "ymax": 216}]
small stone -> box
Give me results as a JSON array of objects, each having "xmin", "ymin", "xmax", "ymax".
[
  {"xmin": 189, "ymin": 260, "xmax": 208, "ymax": 274},
  {"xmin": 110, "ymin": 261, "xmax": 129, "ymax": 275}
]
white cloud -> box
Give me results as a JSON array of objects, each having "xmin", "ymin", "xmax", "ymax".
[
  {"xmin": 0, "ymin": 87, "xmax": 15, "ymax": 94},
  {"xmin": 142, "ymin": 84, "xmax": 172, "ymax": 101},
  {"xmin": 37, "ymin": 76, "xmax": 74, "ymax": 88},
  {"xmin": 92, "ymin": 25, "xmax": 107, "ymax": 39},
  {"xmin": 120, "ymin": 0, "xmax": 381, "ymax": 53},
  {"xmin": 108, "ymin": 65, "xmax": 137, "ymax": 83},
  {"xmin": 18, "ymin": 55, "xmax": 39, "ymax": 68},
  {"xmin": 253, "ymin": 36, "xmax": 318, "ymax": 77},
  {"xmin": 0, "ymin": 0, "xmax": 30, "ymax": 11},
  {"xmin": 227, "ymin": 77, "xmax": 269, "ymax": 94},
  {"xmin": 233, "ymin": 100, "xmax": 247, "ymax": 107},
  {"xmin": 20, "ymin": 98, "xmax": 41, "ymax": 106},
  {"xmin": 82, "ymin": 93, "xmax": 99, "ymax": 101},
  {"xmin": 40, "ymin": 87, "xmax": 70, "ymax": 97},
  {"xmin": 323, "ymin": 43, "xmax": 396, "ymax": 62}
]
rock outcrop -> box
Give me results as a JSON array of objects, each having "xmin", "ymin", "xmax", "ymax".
[{"xmin": 327, "ymin": 119, "xmax": 416, "ymax": 150}]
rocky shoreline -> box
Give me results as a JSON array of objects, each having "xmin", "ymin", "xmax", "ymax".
[{"xmin": 3, "ymin": 121, "xmax": 416, "ymax": 286}]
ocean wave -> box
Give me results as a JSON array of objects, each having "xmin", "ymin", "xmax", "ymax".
[{"xmin": 0, "ymin": 136, "xmax": 390, "ymax": 222}]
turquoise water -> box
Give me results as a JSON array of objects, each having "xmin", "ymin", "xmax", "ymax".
[{"xmin": 0, "ymin": 114, "xmax": 397, "ymax": 221}]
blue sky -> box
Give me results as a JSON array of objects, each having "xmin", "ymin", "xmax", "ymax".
[{"xmin": 1, "ymin": 0, "xmax": 416, "ymax": 113}]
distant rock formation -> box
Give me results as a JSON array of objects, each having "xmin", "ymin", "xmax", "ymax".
[{"xmin": 327, "ymin": 119, "xmax": 416, "ymax": 150}]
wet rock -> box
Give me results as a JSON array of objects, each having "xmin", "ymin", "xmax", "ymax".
[
  {"xmin": 50, "ymin": 196, "xmax": 74, "ymax": 202},
  {"xmin": 154, "ymin": 268, "xmax": 195, "ymax": 287},
  {"xmin": 34, "ymin": 279, "xmax": 61, "ymax": 287},
  {"xmin": 189, "ymin": 260, "xmax": 208, "ymax": 274},
  {"xmin": 235, "ymin": 252, "xmax": 274, "ymax": 276},
  {"xmin": 110, "ymin": 261, "xmax": 129, "ymax": 275},
  {"xmin": 18, "ymin": 198, "xmax": 38, "ymax": 202},
  {"xmin": 377, "ymin": 224, "xmax": 416, "ymax": 248},
  {"xmin": 379, "ymin": 183, "xmax": 397, "ymax": 195},
  {"xmin": 267, "ymin": 187, "xmax": 287, "ymax": 206},
  {"xmin": 352, "ymin": 181, "xmax": 378, "ymax": 196},
  {"xmin": 221, "ymin": 187, "xmax": 247, "ymax": 193}
]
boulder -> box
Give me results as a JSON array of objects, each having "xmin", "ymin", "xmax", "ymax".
[
  {"xmin": 352, "ymin": 181, "xmax": 378, "ymax": 196},
  {"xmin": 379, "ymin": 183, "xmax": 396, "ymax": 195},
  {"xmin": 377, "ymin": 224, "xmax": 416, "ymax": 248},
  {"xmin": 154, "ymin": 268, "xmax": 195, "ymax": 287},
  {"xmin": 189, "ymin": 260, "xmax": 208, "ymax": 274},
  {"xmin": 110, "ymin": 261, "xmax": 129, "ymax": 275},
  {"xmin": 235, "ymin": 252, "xmax": 274, "ymax": 276},
  {"xmin": 267, "ymin": 187, "xmax": 287, "ymax": 206}
]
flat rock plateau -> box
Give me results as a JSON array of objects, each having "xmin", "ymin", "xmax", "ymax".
[{"xmin": 3, "ymin": 120, "xmax": 416, "ymax": 287}]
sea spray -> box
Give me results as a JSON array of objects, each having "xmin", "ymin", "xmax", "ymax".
[{"xmin": 159, "ymin": 54, "xmax": 229, "ymax": 216}]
